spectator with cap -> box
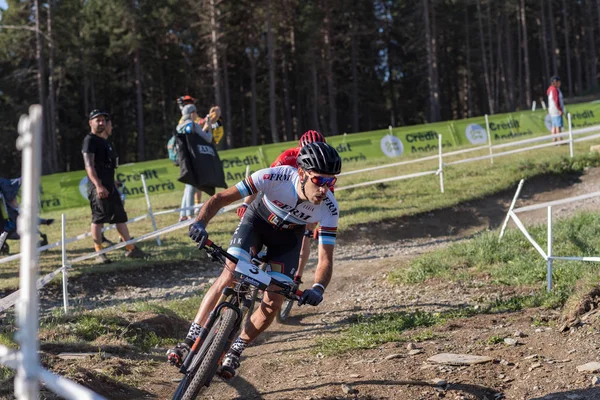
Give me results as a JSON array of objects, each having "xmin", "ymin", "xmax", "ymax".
[
  {"xmin": 176, "ymin": 104, "xmax": 213, "ymax": 221},
  {"xmin": 82, "ymin": 109, "xmax": 146, "ymax": 264},
  {"xmin": 547, "ymin": 76, "xmax": 566, "ymax": 143}
]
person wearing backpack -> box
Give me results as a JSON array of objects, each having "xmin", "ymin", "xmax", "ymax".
[{"xmin": 175, "ymin": 104, "xmax": 212, "ymax": 222}]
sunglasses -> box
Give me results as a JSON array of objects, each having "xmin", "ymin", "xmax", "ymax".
[{"xmin": 309, "ymin": 174, "xmax": 337, "ymax": 187}]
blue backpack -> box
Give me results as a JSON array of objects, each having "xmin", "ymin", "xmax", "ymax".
[{"xmin": 167, "ymin": 132, "xmax": 179, "ymax": 166}]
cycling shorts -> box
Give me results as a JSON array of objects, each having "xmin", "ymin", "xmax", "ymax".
[{"xmin": 227, "ymin": 206, "xmax": 304, "ymax": 279}]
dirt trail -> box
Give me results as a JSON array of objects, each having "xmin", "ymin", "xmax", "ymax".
[{"xmin": 25, "ymin": 168, "xmax": 600, "ymax": 399}]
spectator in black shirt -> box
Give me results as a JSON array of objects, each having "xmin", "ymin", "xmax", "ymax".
[{"xmin": 82, "ymin": 110, "xmax": 146, "ymax": 264}]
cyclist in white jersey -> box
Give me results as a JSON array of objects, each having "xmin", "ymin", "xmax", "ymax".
[{"xmin": 167, "ymin": 142, "xmax": 342, "ymax": 378}]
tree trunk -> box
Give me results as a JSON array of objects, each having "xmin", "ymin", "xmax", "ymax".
[
  {"xmin": 351, "ymin": 31, "xmax": 359, "ymax": 132},
  {"xmin": 310, "ymin": 55, "xmax": 320, "ymax": 132},
  {"xmin": 132, "ymin": 0, "xmax": 144, "ymax": 161},
  {"xmin": 223, "ymin": 50, "xmax": 233, "ymax": 148},
  {"xmin": 562, "ymin": 0, "xmax": 574, "ymax": 96},
  {"xmin": 520, "ymin": 0, "xmax": 532, "ymax": 107},
  {"xmin": 210, "ymin": 0, "xmax": 223, "ymax": 107},
  {"xmin": 323, "ymin": 10, "xmax": 338, "ymax": 134},
  {"xmin": 465, "ymin": 8, "xmax": 472, "ymax": 116},
  {"xmin": 35, "ymin": 0, "xmax": 50, "ymax": 174},
  {"xmin": 504, "ymin": 12, "xmax": 515, "ymax": 110},
  {"xmin": 134, "ymin": 48, "xmax": 145, "ymax": 161},
  {"xmin": 548, "ymin": 0, "xmax": 559, "ymax": 75},
  {"xmin": 47, "ymin": 0, "xmax": 58, "ymax": 172},
  {"xmin": 476, "ymin": 0, "xmax": 494, "ymax": 113},
  {"xmin": 517, "ymin": 4, "xmax": 523, "ymax": 107},
  {"xmin": 486, "ymin": 1, "xmax": 496, "ymax": 108},
  {"xmin": 266, "ymin": 0, "xmax": 279, "ymax": 143},
  {"xmin": 249, "ymin": 53, "xmax": 258, "ymax": 145},
  {"xmin": 539, "ymin": 0, "xmax": 550, "ymax": 82},
  {"xmin": 575, "ymin": 27, "xmax": 583, "ymax": 94},
  {"xmin": 240, "ymin": 77, "xmax": 247, "ymax": 146},
  {"xmin": 586, "ymin": 0, "xmax": 598, "ymax": 89},
  {"xmin": 281, "ymin": 51, "xmax": 293, "ymax": 142},
  {"xmin": 424, "ymin": 0, "xmax": 441, "ymax": 121}
]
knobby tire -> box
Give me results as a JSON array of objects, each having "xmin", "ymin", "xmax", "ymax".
[
  {"xmin": 276, "ymin": 298, "xmax": 294, "ymax": 323},
  {"xmin": 180, "ymin": 308, "xmax": 238, "ymax": 400}
]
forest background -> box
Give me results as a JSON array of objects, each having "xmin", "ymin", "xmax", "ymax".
[{"xmin": 0, "ymin": 0, "xmax": 599, "ymax": 177}]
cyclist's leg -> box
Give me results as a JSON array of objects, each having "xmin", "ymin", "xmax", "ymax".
[
  {"xmin": 192, "ymin": 210, "xmax": 263, "ymax": 330},
  {"xmin": 240, "ymin": 228, "xmax": 303, "ymax": 343}
]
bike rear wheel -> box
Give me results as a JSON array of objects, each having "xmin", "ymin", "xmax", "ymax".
[
  {"xmin": 276, "ymin": 298, "xmax": 294, "ymax": 323},
  {"xmin": 179, "ymin": 308, "xmax": 237, "ymax": 400}
]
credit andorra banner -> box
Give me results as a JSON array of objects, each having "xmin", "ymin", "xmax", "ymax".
[{"xmin": 38, "ymin": 100, "xmax": 600, "ymax": 211}]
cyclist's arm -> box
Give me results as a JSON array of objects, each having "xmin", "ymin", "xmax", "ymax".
[
  {"xmin": 298, "ymin": 222, "xmax": 318, "ymax": 274},
  {"xmin": 195, "ymin": 186, "xmax": 242, "ymax": 225},
  {"xmin": 313, "ymin": 243, "xmax": 334, "ymax": 290}
]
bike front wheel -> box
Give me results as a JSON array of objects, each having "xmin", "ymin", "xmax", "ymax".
[
  {"xmin": 276, "ymin": 298, "xmax": 294, "ymax": 323},
  {"xmin": 179, "ymin": 308, "xmax": 238, "ymax": 400}
]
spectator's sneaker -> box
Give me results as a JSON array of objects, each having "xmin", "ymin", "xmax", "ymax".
[
  {"xmin": 125, "ymin": 247, "xmax": 147, "ymax": 259},
  {"xmin": 95, "ymin": 254, "xmax": 112, "ymax": 264},
  {"xmin": 166, "ymin": 343, "xmax": 190, "ymax": 367},
  {"xmin": 218, "ymin": 349, "xmax": 241, "ymax": 379}
]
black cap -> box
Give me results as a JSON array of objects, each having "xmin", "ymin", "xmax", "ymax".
[
  {"xmin": 550, "ymin": 75, "xmax": 561, "ymax": 83},
  {"xmin": 89, "ymin": 109, "xmax": 109, "ymax": 120}
]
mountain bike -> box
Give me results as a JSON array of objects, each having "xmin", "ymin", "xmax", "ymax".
[
  {"xmin": 171, "ymin": 239, "xmax": 303, "ymax": 400},
  {"xmin": 243, "ymin": 250, "xmax": 298, "ymax": 325}
]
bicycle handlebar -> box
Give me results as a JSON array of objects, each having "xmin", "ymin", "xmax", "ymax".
[{"xmin": 201, "ymin": 239, "xmax": 304, "ymax": 300}]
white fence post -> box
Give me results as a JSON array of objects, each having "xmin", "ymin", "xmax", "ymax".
[
  {"xmin": 485, "ymin": 114, "xmax": 494, "ymax": 164},
  {"xmin": 245, "ymin": 165, "xmax": 251, "ymax": 178},
  {"xmin": 437, "ymin": 134, "xmax": 444, "ymax": 193},
  {"xmin": 61, "ymin": 214, "xmax": 69, "ymax": 314},
  {"xmin": 531, "ymin": 100, "xmax": 537, "ymax": 111},
  {"xmin": 547, "ymin": 206, "xmax": 553, "ymax": 292},
  {"xmin": 140, "ymin": 174, "xmax": 161, "ymax": 246},
  {"xmin": 541, "ymin": 100, "xmax": 547, "ymax": 110},
  {"xmin": 499, "ymin": 179, "xmax": 525, "ymax": 240},
  {"xmin": 568, "ymin": 113, "xmax": 574, "ymax": 158},
  {"xmin": 14, "ymin": 105, "xmax": 42, "ymax": 399}
]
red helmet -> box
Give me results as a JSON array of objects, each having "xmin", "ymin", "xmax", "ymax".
[
  {"xmin": 299, "ymin": 130, "xmax": 326, "ymax": 147},
  {"xmin": 177, "ymin": 95, "xmax": 196, "ymax": 108}
]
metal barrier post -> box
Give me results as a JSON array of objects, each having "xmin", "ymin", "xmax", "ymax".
[
  {"xmin": 485, "ymin": 114, "xmax": 494, "ymax": 164},
  {"xmin": 437, "ymin": 134, "xmax": 444, "ymax": 193},
  {"xmin": 61, "ymin": 214, "xmax": 69, "ymax": 314},
  {"xmin": 547, "ymin": 206, "xmax": 553, "ymax": 292},
  {"xmin": 140, "ymin": 174, "xmax": 161, "ymax": 246},
  {"xmin": 568, "ymin": 113, "xmax": 574, "ymax": 158},
  {"xmin": 14, "ymin": 105, "xmax": 42, "ymax": 399},
  {"xmin": 499, "ymin": 179, "xmax": 525, "ymax": 240}
]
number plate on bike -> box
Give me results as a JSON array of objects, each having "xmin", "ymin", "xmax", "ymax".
[{"xmin": 234, "ymin": 259, "xmax": 271, "ymax": 290}]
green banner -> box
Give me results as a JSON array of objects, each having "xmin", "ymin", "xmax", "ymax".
[{"xmin": 37, "ymin": 100, "xmax": 600, "ymax": 212}]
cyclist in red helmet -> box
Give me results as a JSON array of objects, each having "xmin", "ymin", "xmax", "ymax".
[{"xmin": 236, "ymin": 130, "xmax": 329, "ymax": 283}]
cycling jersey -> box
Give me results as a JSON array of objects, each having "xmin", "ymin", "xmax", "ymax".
[
  {"xmin": 235, "ymin": 166, "xmax": 339, "ymax": 246},
  {"xmin": 271, "ymin": 148, "xmax": 300, "ymax": 168}
]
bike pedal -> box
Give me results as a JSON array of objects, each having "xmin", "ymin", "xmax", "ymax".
[
  {"xmin": 217, "ymin": 365, "xmax": 236, "ymax": 380},
  {"xmin": 167, "ymin": 353, "xmax": 182, "ymax": 367}
]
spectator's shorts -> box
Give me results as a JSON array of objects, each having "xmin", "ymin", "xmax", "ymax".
[
  {"xmin": 551, "ymin": 115, "xmax": 563, "ymax": 128},
  {"xmin": 226, "ymin": 207, "xmax": 304, "ymax": 279},
  {"xmin": 88, "ymin": 185, "xmax": 128, "ymax": 224}
]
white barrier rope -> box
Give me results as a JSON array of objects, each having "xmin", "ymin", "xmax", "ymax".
[
  {"xmin": 0, "ymin": 265, "xmax": 66, "ymax": 313},
  {"xmin": 513, "ymin": 190, "xmax": 600, "ymax": 213}
]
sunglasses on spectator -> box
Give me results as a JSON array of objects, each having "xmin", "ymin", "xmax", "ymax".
[{"xmin": 308, "ymin": 174, "xmax": 337, "ymax": 187}]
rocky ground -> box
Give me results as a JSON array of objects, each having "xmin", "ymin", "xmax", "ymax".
[{"xmin": 8, "ymin": 168, "xmax": 600, "ymax": 399}]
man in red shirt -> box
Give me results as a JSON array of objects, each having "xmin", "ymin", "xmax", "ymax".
[{"xmin": 236, "ymin": 130, "xmax": 327, "ymax": 283}]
